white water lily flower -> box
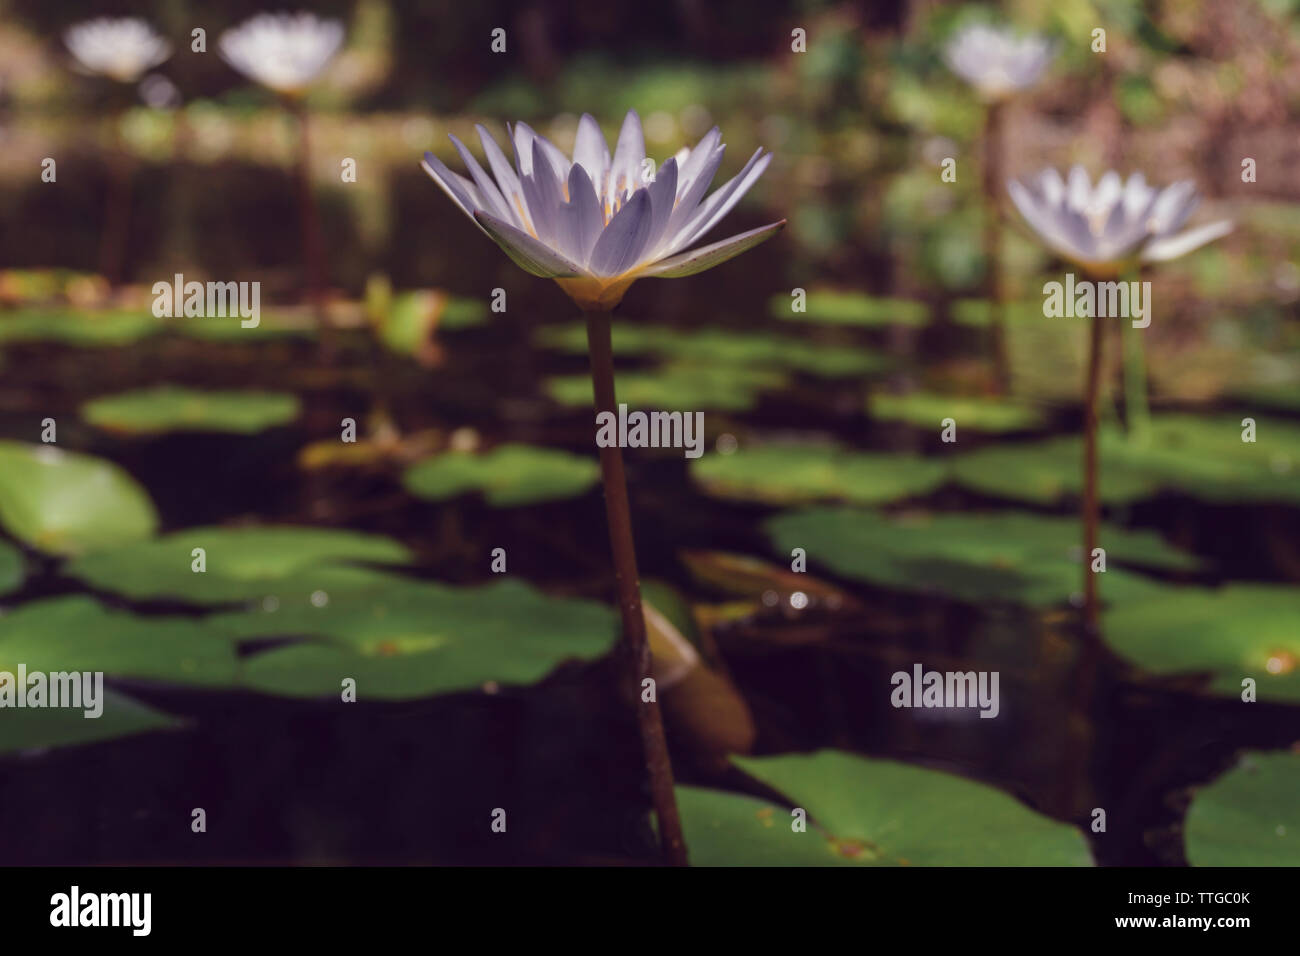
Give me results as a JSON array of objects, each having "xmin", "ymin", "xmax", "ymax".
[
  {"xmin": 422, "ymin": 111, "xmax": 785, "ymax": 310},
  {"xmin": 944, "ymin": 23, "xmax": 1054, "ymax": 101},
  {"xmin": 64, "ymin": 18, "xmax": 171, "ymax": 84},
  {"xmin": 1007, "ymin": 166, "xmax": 1233, "ymax": 274},
  {"xmin": 219, "ymin": 12, "xmax": 344, "ymax": 97}
]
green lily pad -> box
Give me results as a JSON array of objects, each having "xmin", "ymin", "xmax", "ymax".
[
  {"xmin": 0, "ymin": 308, "xmax": 162, "ymax": 346},
  {"xmin": 0, "ymin": 442, "xmax": 158, "ymax": 556},
  {"xmin": 678, "ymin": 750, "xmax": 1093, "ymax": 865},
  {"xmin": 167, "ymin": 311, "xmax": 316, "ymax": 341},
  {"xmin": 950, "ymin": 299, "xmax": 1047, "ymax": 328},
  {"xmin": 768, "ymin": 290, "xmax": 930, "ymax": 327},
  {"xmin": 1185, "ymin": 751, "xmax": 1300, "ymax": 866},
  {"xmin": 950, "ymin": 415, "xmax": 1300, "ymax": 505},
  {"xmin": 547, "ymin": 362, "xmax": 786, "ymax": 412},
  {"xmin": 213, "ymin": 576, "xmax": 617, "ymax": 700},
  {"xmin": 0, "ymin": 595, "xmax": 239, "ymax": 687},
  {"xmin": 403, "ymin": 444, "xmax": 599, "ymax": 507},
  {"xmin": 693, "ymin": 445, "xmax": 946, "ymax": 506},
  {"xmin": 765, "ymin": 507, "xmax": 1195, "ymax": 607},
  {"xmin": 535, "ymin": 323, "xmax": 889, "ymax": 377},
  {"xmin": 0, "ymin": 688, "xmax": 178, "ymax": 756},
  {"xmin": 0, "ymin": 540, "xmax": 23, "ymax": 596},
  {"xmin": 1103, "ymin": 585, "xmax": 1300, "ymax": 700},
  {"xmin": 440, "ymin": 296, "xmax": 488, "ymax": 329},
  {"xmin": 65, "ymin": 526, "xmax": 412, "ymax": 603},
  {"xmin": 81, "ymin": 386, "xmax": 300, "ymax": 435},
  {"xmin": 869, "ymin": 391, "xmax": 1046, "ymax": 432}
]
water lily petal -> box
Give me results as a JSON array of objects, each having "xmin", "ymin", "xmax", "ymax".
[
  {"xmin": 520, "ymin": 139, "xmax": 565, "ymax": 245},
  {"xmin": 644, "ymin": 157, "xmax": 679, "ymax": 253},
  {"xmin": 643, "ymin": 219, "xmax": 785, "ymax": 278},
  {"xmin": 608, "ymin": 110, "xmax": 646, "ymax": 205},
  {"xmin": 673, "ymin": 148, "xmax": 771, "ymax": 251},
  {"xmin": 1141, "ymin": 220, "xmax": 1234, "ymax": 263},
  {"xmin": 473, "ymin": 209, "xmax": 585, "ymax": 277},
  {"xmin": 421, "ymin": 152, "xmax": 484, "ymax": 222},
  {"xmin": 660, "ymin": 144, "xmax": 726, "ymax": 251},
  {"xmin": 558, "ymin": 164, "xmax": 604, "ymax": 264},
  {"xmin": 573, "ymin": 113, "xmax": 610, "ymax": 186},
  {"xmin": 588, "ymin": 189, "xmax": 653, "ymax": 277},
  {"xmin": 476, "ymin": 124, "xmax": 527, "ymax": 229},
  {"xmin": 449, "ymin": 134, "xmax": 513, "ymax": 223}
]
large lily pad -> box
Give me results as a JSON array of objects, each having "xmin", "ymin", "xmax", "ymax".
[
  {"xmin": 765, "ymin": 507, "xmax": 1195, "ymax": 607},
  {"xmin": 403, "ymin": 444, "xmax": 599, "ymax": 507},
  {"xmin": 65, "ymin": 526, "xmax": 412, "ymax": 603},
  {"xmin": 0, "ymin": 442, "xmax": 158, "ymax": 556},
  {"xmin": 0, "ymin": 540, "xmax": 23, "ymax": 596},
  {"xmin": 535, "ymin": 323, "xmax": 889, "ymax": 377},
  {"xmin": 693, "ymin": 445, "xmax": 946, "ymax": 506},
  {"xmin": 0, "ymin": 688, "xmax": 177, "ymax": 756},
  {"xmin": 82, "ymin": 386, "xmax": 300, "ymax": 435},
  {"xmin": 214, "ymin": 576, "xmax": 617, "ymax": 700},
  {"xmin": 1185, "ymin": 751, "xmax": 1300, "ymax": 866},
  {"xmin": 768, "ymin": 290, "xmax": 930, "ymax": 327},
  {"xmin": 1103, "ymin": 585, "xmax": 1300, "ymax": 701},
  {"xmin": 869, "ymin": 391, "xmax": 1046, "ymax": 433},
  {"xmin": 547, "ymin": 362, "xmax": 786, "ymax": 412},
  {"xmin": 0, "ymin": 308, "xmax": 162, "ymax": 347},
  {"xmin": 0, "ymin": 596, "xmax": 239, "ymax": 687},
  {"xmin": 950, "ymin": 415, "xmax": 1300, "ymax": 505},
  {"xmin": 677, "ymin": 751, "xmax": 1093, "ymax": 865}
]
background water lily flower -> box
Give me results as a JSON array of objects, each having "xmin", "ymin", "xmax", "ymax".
[
  {"xmin": 422, "ymin": 111, "xmax": 786, "ymax": 310},
  {"xmin": 944, "ymin": 23, "xmax": 1054, "ymax": 100},
  {"xmin": 1007, "ymin": 166, "xmax": 1233, "ymax": 273},
  {"xmin": 219, "ymin": 12, "xmax": 345, "ymax": 97},
  {"xmin": 64, "ymin": 18, "xmax": 171, "ymax": 84}
]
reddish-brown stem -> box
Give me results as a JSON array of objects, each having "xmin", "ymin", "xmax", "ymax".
[
  {"xmin": 291, "ymin": 99, "xmax": 326, "ymax": 319},
  {"xmin": 584, "ymin": 308, "xmax": 688, "ymax": 867}
]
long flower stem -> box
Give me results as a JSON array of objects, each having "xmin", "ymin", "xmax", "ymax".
[
  {"xmin": 982, "ymin": 100, "xmax": 1011, "ymax": 393},
  {"xmin": 99, "ymin": 106, "xmax": 132, "ymax": 288},
  {"xmin": 584, "ymin": 308, "xmax": 688, "ymax": 867},
  {"xmin": 1081, "ymin": 311, "xmax": 1105, "ymax": 634},
  {"xmin": 291, "ymin": 99, "xmax": 326, "ymax": 320},
  {"xmin": 1121, "ymin": 265, "xmax": 1151, "ymax": 445}
]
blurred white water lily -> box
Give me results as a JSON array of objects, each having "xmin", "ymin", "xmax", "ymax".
[
  {"xmin": 1008, "ymin": 166, "xmax": 1233, "ymax": 273},
  {"xmin": 422, "ymin": 111, "xmax": 785, "ymax": 310},
  {"xmin": 944, "ymin": 24, "xmax": 1054, "ymax": 100},
  {"xmin": 64, "ymin": 18, "xmax": 171, "ymax": 84},
  {"xmin": 219, "ymin": 12, "xmax": 344, "ymax": 96}
]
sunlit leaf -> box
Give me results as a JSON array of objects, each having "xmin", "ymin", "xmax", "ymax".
[
  {"xmin": 82, "ymin": 386, "xmax": 300, "ymax": 435},
  {"xmin": 693, "ymin": 444, "xmax": 945, "ymax": 505},
  {"xmin": 1185, "ymin": 751, "xmax": 1300, "ymax": 866},
  {"xmin": 403, "ymin": 444, "xmax": 599, "ymax": 506}
]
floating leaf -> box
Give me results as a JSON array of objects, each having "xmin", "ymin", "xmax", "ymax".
[
  {"xmin": 403, "ymin": 443, "xmax": 599, "ymax": 507},
  {"xmin": 212, "ymin": 577, "xmax": 616, "ymax": 700},
  {"xmin": 765, "ymin": 508, "xmax": 1195, "ymax": 607},
  {"xmin": 1185, "ymin": 751, "xmax": 1300, "ymax": 866},
  {"xmin": 535, "ymin": 323, "xmax": 889, "ymax": 377},
  {"xmin": 869, "ymin": 391, "xmax": 1046, "ymax": 433},
  {"xmin": 65, "ymin": 526, "xmax": 412, "ymax": 603},
  {"xmin": 547, "ymin": 362, "xmax": 786, "ymax": 412},
  {"xmin": 693, "ymin": 445, "xmax": 945, "ymax": 506},
  {"xmin": 0, "ymin": 596, "xmax": 238, "ymax": 687},
  {"xmin": 0, "ymin": 308, "xmax": 162, "ymax": 346},
  {"xmin": 950, "ymin": 415, "xmax": 1300, "ymax": 505},
  {"xmin": 0, "ymin": 688, "xmax": 177, "ymax": 756},
  {"xmin": 950, "ymin": 299, "xmax": 1046, "ymax": 328},
  {"xmin": 81, "ymin": 386, "xmax": 300, "ymax": 435},
  {"xmin": 0, "ymin": 541, "xmax": 22, "ymax": 596},
  {"xmin": 1104, "ymin": 585, "xmax": 1300, "ymax": 700},
  {"xmin": 768, "ymin": 290, "xmax": 930, "ymax": 327},
  {"xmin": 677, "ymin": 751, "xmax": 1093, "ymax": 865},
  {"xmin": 0, "ymin": 442, "xmax": 158, "ymax": 556}
]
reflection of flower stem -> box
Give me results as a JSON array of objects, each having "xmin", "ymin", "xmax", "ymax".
[
  {"xmin": 290, "ymin": 98, "xmax": 326, "ymax": 320},
  {"xmin": 583, "ymin": 308, "xmax": 688, "ymax": 867},
  {"xmin": 982, "ymin": 100, "xmax": 1011, "ymax": 393},
  {"xmin": 1121, "ymin": 265, "xmax": 1151, "ymax": 445},
  {"xmin": 99, "ymin": 106, "xmax": 131, "ymax": 287}
]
